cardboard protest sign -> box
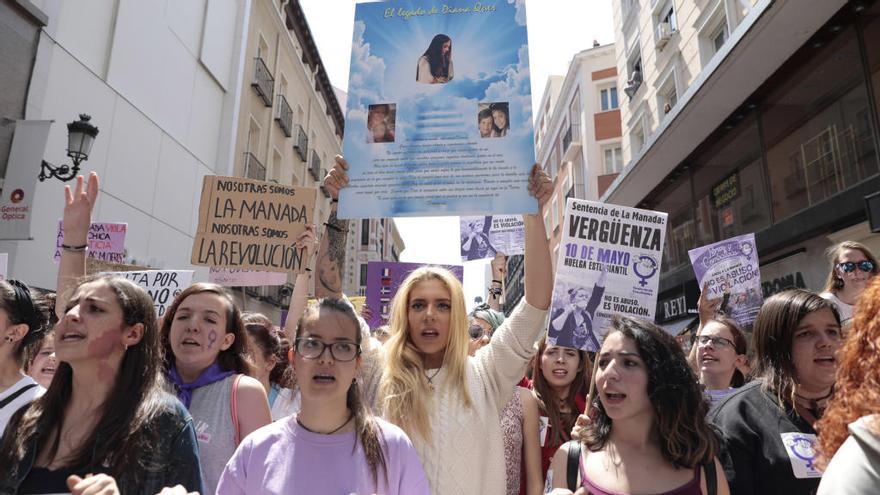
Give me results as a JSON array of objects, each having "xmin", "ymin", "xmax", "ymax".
[
  {"xmin": 688, "ymin": 233, "xmax": 762, "ymax": 327},
  {"xmin": 54, "ymin": 221, "xmax": 127, "ymax": 263},
  {"xmin": 549, "ymin": 199, "xmax": 667, "ymax": 351},
  {"xmin": 191, "ymin": 176, "xmax": 316, "ymax": 274},
  {"xmin": 209, "ymin": 267, "xmax": 288, "ymax": 287},
  {"xmin": 460, "ymin": 215, "xmax": 524, "ymax": 261},
  {"xmin": 365, "ymin": 261, "xmax": 463, "ymax": 329},
  {"xmin": 104, "ymin": 270, "xmax": 194, "ymax": 317},
  {"xmin": 339, "ymin": 0, "xmax": 536, "ymax": 218}
]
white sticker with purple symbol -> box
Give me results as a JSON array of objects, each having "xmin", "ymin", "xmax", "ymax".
[{"xmin": 780, "ymin": 432, "xmax": 821, "ymax": 478}]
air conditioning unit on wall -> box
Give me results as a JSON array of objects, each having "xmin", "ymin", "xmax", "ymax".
[{"xmin": 656, "ymin": 22, "xmax": 673, "ymax": 49}]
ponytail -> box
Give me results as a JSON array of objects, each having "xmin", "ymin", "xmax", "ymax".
[{"xmin": 348, "ymin": 381, "xmax": 388, "ymax": 487}]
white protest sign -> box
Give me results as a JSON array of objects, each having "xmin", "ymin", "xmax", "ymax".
[
  {"xmin": 548, "ymin": 199, "xmax": 667, "ymax": 351},
  {"xmin": 209, "ymin": 267, "xmax": 287, "ymax": 287},
  {"xmin": 104, "ymin": 270, "xmax": 194, "ymax": 317},
  {"xmin": 460, "ymin": 215, "xmax": 525, "ymax": 261},
  {"xmin": 688, "ymin": 233, "xmax": 762, "ymax": 327}
]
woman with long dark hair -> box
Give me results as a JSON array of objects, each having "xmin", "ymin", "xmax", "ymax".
[
  {"xmin": 217, "ymin": 299, "xmax": 429, "ymax": 494},
  {"xmin": 417, "ymin": 34, "xmax": 454, "ymax": 84},
  {"xmin": 549, "ymin": 316, "xmax": 728, "ymax": 495},
  {"xmin": 242, "ymin": 312, "xmax": 299, "ymax": 420},
  {"xmin": 710, "ymin": 289, "xmax": 842, "ymax": 494},
  {"xmin": 0, "ymin": 279, "xmax": 49, "ymax": 435},
  {"xmin": 532, "ymin": 337, "xmax": 590, "ymax": 481},
  {"xmin": 0, "ymin": 173, "xmax": 202, "ymax": 494}
]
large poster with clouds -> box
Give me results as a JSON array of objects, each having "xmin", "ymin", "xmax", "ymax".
[{"xmin": 339, "ymin": 0, "xmax": 536, "ymax": 219}]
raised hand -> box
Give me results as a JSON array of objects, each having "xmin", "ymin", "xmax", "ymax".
[
  {"xmin": 294, "ymin": 223, "xmax": 319, "ymax": 262},
  {"xmin": 62, "ymin": 172, "xmax": 99, "ymax": 246},
  {"xmin": 491, "ymin": 252, "xmax": 507, "ymax": 280},
  {"xmin": 697, "ymin": 281, "xmax": 722, "ymax": 329},
  {"xmin": 322, "ymin": 155, "xmax": 349, "ymax": 200},
  {"xmin": 527, "ymin": 164, "xmax": 553, "ymax": 210}
]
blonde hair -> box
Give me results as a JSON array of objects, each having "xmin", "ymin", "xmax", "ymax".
[{"xmin": 378, "ymin": 266, "xmax": 473, "ymax": 441}]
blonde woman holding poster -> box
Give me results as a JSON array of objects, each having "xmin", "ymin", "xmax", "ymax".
[{"xmin": 323, "ymin": 156, "xmax": 554, "ymax": 494}]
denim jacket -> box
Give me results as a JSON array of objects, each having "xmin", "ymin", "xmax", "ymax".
[{"xmin": 0, "ymin": 392, "xmax": 204, "ymax": 495}]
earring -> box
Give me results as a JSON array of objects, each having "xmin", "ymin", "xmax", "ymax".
[{"xmin": 3, "ymin": 336, "xmax": 12, "ymax": 343}]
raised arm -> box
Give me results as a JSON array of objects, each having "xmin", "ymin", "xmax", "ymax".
[
  {"xmin": 314, "ymin": 156, "xmax": 350, "ymax": 299},
  {"xmin": 524, "ymin": 164, "xmax": 553, "ymax": 310},
  {"xmin": 55, "ymin": 173, "xmax": 98, "ymax": 318},
  {"xmin": 283, "ymin": 224, "xmax": 317, "ymax": 342},
  {"xmin": 474, "ymin": 165, "xmax": 554, "ymax": 410},
  {"xmin": 487, "ymin": 252, "xmax": 506, "ymax": 311}
]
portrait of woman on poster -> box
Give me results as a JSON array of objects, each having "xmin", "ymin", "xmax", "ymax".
[
  {"xmin": 367, "ymin": 104, "xmax": 396, "ymax": 144},
  {"xmin": 461, "ymin": 216, "xmax": 497, "ymax": 261},
  {"xmin": 417, "ymin": 34, "xmax": 453, "ymax": 84},
  {"xmin": 549, "ymin": 265, "xmax": 607, "ymax": 351},
  {"xmin": 490, "ymin": 102, "xmax": 510, "ymax": 137}
]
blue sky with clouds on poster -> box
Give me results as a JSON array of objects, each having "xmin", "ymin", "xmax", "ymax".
[{"xmin": 301, "ymin": 0, "xmax": 614, "ymax": 306}]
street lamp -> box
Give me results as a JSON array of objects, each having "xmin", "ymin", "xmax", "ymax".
[{"xmin": 39, "ymin": 114, "xmax": 99, "ymax": 182}]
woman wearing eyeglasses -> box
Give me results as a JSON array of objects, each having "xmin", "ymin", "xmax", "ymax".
[
  {"xmin": 820, "ymin": 241, "xmax": 878, "ymax": 327},
  {"xmin": 217, "ymin": 299, "xmax": 429, "ymax": 494},
  {"xmin": 694, "ymin": 316, "xmax": 749, "ymax": 407}
]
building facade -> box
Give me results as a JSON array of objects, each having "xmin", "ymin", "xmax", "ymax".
[
  {"xmin": 343, "ymin": 217, "xmax": 405, "ymax": 297},
  {"xmin": 534, "ymin": 44, "xmax": 623, "ymax": 266},
  {"xmin": 0, "ymin": 0, "xmax": 47, "ymax": 177},
  {"xmin": 1, "ymin": 0, "xmax": 250, "ymax": 290},
  {"xmin": 231, "ymin": 0, "xmax": 345, "ymax": 315},
  {"xmin": 608, "ymin": 0, "xmax": 880, "ymax": 332}
]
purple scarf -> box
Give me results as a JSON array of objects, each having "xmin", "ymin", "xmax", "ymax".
[{"xmin": 168, "ymin": 362, "xmax": 234, "ymax": 409}]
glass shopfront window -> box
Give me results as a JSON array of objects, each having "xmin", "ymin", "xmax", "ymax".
[
  {"xmin": 654, "ymin": 176, "xmax": 694, "ymax": 273},
  {"xmin": 762, "ymin": 27, "xmax": 879, "ymax": 221},
  {"xmin": 691, "ymin": 113, "xmax": 770, "ymax": 244},
  {"xmin": 864, "ymin": 4, "xmax": 880, "ymax": 123}
]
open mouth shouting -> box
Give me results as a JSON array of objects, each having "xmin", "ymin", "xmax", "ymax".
[
  {"xmin": 180, "ymin": 337, "xmax": 201, "ymax": 349},
  {"xmin": 420, "ymin": 328, "xmax": 440, "ymax": 341},
  {"xmin": 313, "ymin": 372, "xmax": 337, "ymax": 386},
  {"xmin": 58, "ymin": 329, "xmax": 86, "ymax": 344},
  {"xmin": 602, "ymin": 389, "xmax": 627, "ymax": 406}
]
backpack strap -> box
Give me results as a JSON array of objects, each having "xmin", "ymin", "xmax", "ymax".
[
  {"xmin": 0, "ymin": 383, "xmax": 38, "ymax": 409},
  {"xmin": 703, "ymin": 459, "xmax": 717, "ymax": 495},
  {"xmin": 566, "ymin": 440, "xmax": 582, "ymax": 491},
  {"xmin": 231, "ymin": 374, "xmax": 243, "ymax": 445}
]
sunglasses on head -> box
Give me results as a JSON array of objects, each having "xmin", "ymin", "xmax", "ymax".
[{"xmin": 838, "ymin": 260, "xmax": 875, "ymax": 274}]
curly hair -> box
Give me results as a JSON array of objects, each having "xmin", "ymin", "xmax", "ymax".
[
  {"xmin": 816, "ymin": 276, "xmax": 880, "ymax": 463},
  {"xmin": 582, "ymin": 316, "xmax": 718, "ymax": 468}
]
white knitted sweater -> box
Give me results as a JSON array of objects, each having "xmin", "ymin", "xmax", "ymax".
[{"xmin": 362, "ymin": 300, "xmax": 549, "ymax": 495}]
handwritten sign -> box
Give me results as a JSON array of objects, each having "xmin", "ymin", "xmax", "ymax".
[
  {"xmin": 191, "ymin": 176, "xmax": 316, "ymax": 273},
  {"xmin": 104, "ymin": 270, "xmax": 194, "ymax": 317},
  {"xmin": 54, "ymin": 221, "xmax": 127, "ymax": 263},
  {"xmin": 209, "ymin": 267, "xmax": 288, "ymax": 287}
]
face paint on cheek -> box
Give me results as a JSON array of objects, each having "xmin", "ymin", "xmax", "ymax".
[{"xmin": 208, "ymin": 330, "xmax": 218, "ymax": 349}]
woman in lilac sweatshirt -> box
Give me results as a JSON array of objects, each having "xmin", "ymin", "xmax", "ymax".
[{"xmin": 217, "ymin": 298, "xmax": 429, "ymax": 494}]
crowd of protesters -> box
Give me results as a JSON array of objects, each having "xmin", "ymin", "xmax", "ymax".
[{"xmin": 0, "ymin": 157, "xmax": 878, "ymax": 495}]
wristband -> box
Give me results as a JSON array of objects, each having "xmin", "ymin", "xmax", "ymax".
[
  {"xmin": 61, "ymin": 243, "xmax": 88, "ymax": 253},
  {"xmin": 324, "ymin": 222, "xmax": 344, "ymax": 232},
  {"xmin": 491, "ymin": 279, "xmax": 503, "ymax": 285},
  {"xmin": 331, "ymin": 198, "xmax": 339, "ymax": 203}
]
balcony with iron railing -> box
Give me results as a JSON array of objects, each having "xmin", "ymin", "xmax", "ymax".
[
  {"xmin": 243, "ymin": 152, "xmax": 266, "ymax": 181},
  {"xmin": 294, "ymin": 125, "xmax": 308, "ymax": 161},
  {"xmin": 275, "ymin": 94, "xmax": 293, "ymax": 137},
  {"xmin": 308, "ymin": 152, "xmax": 322, "ymax": 181},
  {"xmin": 562, "ymin": 123, "xmax": 581, "ymax": 161},
  {"xmin": 252, "ymin": 57, "xmax": 274, "ymax": 107}
]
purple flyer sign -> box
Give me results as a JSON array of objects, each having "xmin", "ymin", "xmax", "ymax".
[
  {"xmin": 688, "ymin": 233, "xmax": 762, "ymax": 327},
  {"xmin": 365, "ymin": 261, "xmax": 464, "ymax": 329},
  {"xmin": 54, "ymin": 220, "xmax": 127, "ymax": 263}
]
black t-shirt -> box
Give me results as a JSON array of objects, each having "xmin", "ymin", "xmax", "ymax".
[
  {"xmin": 18, "ymin": 466, "xmax": 88, "ymax": 494},
  {"xmin": 709, "ymin": 381, "xmax": 822, "ymax": 495}
]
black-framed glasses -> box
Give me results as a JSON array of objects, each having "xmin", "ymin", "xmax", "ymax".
[
  {"xmin": 838, "ymin": 260, "xmax": 875, "ymax": 274},
  {"xmin": 469, "ymin": 323, "xmax": 491, "ymax": 340},
  {"xmin": 696, "ymin": 335, "xmax": 735, "ymax": 349},
  {"xmin": 294, "ymin": 337, "xmax": 360, "ymax": 362}
]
